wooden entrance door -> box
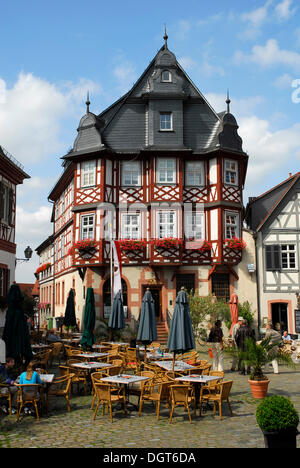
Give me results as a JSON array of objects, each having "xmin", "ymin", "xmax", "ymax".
[
  {"xmin": 271, "ymin": 303, "xmax": 288, "ymax": 333},
  {"xmin": 142, "ymin": 286, "xmax": 162, "ymax": 321}
]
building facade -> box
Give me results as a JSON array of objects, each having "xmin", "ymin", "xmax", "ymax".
[
  {"xmin": 245, "ymin": 173, "xmax": 300, "ymax": 336},
  {"xmin": 0, "ymin": 145, "xmax": 30, "ymax": 305},
  {"xmin": 36, "ymin": 39, "xmax": 251, "ymax": 335}
]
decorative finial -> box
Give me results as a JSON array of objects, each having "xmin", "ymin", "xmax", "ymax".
[
  {"xmin": 86, "ymin": 91, "xmax": 90, "ymax": 114},
  {"xmin": 226, "ymin": 89, "xmax": 231, "ymax": 113},
  {"xmin": 163, "ymin": 24, "xmax": 168, "ymax": 49}
]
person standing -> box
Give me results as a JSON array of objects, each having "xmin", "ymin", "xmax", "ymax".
[
  {"xmin": 265, "ymin": 322, "xmax": 281, "ymax": 374},
  {"xmin": 230, "ymin": 316, "xmax": 243, "ymax": 372},
  {"xmin": 235, "ymin": 319, "xmax": 255, "ymax": 375},
  {"xmin": 208, "ymin": 320, "xmax": 224, "ymax": 371}
]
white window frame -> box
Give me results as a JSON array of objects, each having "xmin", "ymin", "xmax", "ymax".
[
  {"xmin": 160, "ymin": 112, "xmax": 173, "ymax": 131},
  {"xmin": 157, "ymin": 158, "xmax": 176, "ymax": 184},
  {"xmin": 80, "ymin": 214, "xmax": 95, "ymax": 240},
  {"xmin": 61, "ymin": 234, "xmax": 64, "ymax": 258},
  {"xmin": 121, "ymin": 213, "xmax": 141, "ymax": 239},
  {"xmin": 185, "ymin": 161, "xmax": 205, "ymax": 187},
  {"xmin": 121, "ymin": 161, "xmax": 141, "ymax": 187},
  {"xmin": 161, "ymin": 70, "xmax": 172, "ymax": 82},
  {"xmin": 281, "ymin": 244, "xmax": 297, "ymax": 270},
  {"xmin": 81, "ymin": 160, "xmax": 96, "ymax": 188},
  {"xmin": 225, "ymin": 211, "xmax": 239, "ymax": 239},
  {"xmin": 224, "ymin": 159, "xmax": 238, "ymax": 186},
  {"xmin": 184, "ymin": 211, "xmax": 205, "ymax": 240},
  {"xmin": 156, "ymin": 211, "xmax": 177, "ymax": 239}
]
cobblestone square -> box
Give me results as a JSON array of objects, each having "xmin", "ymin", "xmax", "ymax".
[{"xmin": 1, "ymin": 353, "xmax": 299, "ymax": 449}]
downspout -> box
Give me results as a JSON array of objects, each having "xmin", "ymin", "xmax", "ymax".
[
  {"xmin": 48, "ymin": 198, "xmax": 56, "ymax": 323},
  {"xmin": 253, "ymin": 231, "xmax": 261, "ymax": 339}
]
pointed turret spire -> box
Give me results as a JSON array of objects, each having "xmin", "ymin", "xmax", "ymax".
[
  {"xmin": 86, "ymin": 91, "xmax": 90, "ymax": 114},
  {"xmin": 163, "ymin": 24, "xmax": 168, "ymax": 49},
  {"xmin": 226, "ymin": 89, "xmax": 231, "ymax": 114}
]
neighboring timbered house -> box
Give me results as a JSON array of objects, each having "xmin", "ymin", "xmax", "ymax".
[
  {"xmin": 245, "ymin": 172, "xmax": 300, "ymax": 336},
  {"xmin": 0, "ymin": 145, "xmax": 30, "ymax": 304},
  {"xmin": 35, "ymin": 235, "xmax": 54, "ymax": 329},
  {"xmin": 37, "ymin": 38, "xmax": 251, "ymax": 338}
]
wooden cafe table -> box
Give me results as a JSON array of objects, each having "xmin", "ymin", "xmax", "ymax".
[
  {"xmin": 101, "ymin": 374, "xmax": 150, "ymax": 411},
  {"xmin": 175, "ymin": 374, "xmax": 224, "ymax": 410}
]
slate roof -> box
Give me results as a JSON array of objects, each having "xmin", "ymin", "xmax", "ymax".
[
  {"xmin": 245, "ymin": 172, "xmax": 300, "ymax": 231},
  {"xmin": 62, "ymin": 43, "xmax": 245, "ymax": 161}
]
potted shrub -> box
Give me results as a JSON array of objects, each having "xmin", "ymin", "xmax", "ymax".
[
  {"xmin": 256, "ymin": 395, "xmax": 299, "ymax": 448},
  {"xmin": 237, "ymin": 337, "xmax": 295, "ymax": 398}
]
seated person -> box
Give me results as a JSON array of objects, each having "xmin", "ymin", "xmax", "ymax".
[
  {"xmin": 46, "ymin": 329, "xmax": 62, "ymax": 343},
  {"xmin": 19, "ymin": 362, "xmax": 43, "ymax": 386},
  {"xmin": 282, "ymin": 331, "xmax": 291, "ymax": 341},
  {"xmin": 0, "ymin": 357, "xmax": 18, "ymax": 413}
]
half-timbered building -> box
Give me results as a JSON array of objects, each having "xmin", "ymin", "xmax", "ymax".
[
  {"xmin": 0, "ymin": 145, "xmax": 30, "ymax": 304},
  {"xmin": 37, "ymin": 37, "xmax": 250, "ymax": 339},
  {"xmin": 245, "ymin": 172, "xmax": 300, "ymax": 336}
]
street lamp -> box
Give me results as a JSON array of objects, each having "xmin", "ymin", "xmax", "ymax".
[{"xmin": 16, "ymin": 246, "xmax": 33, "ymax": 263}]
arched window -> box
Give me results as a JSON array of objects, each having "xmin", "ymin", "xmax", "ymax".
[
  {"xmin": 103, "ymin": 278, "xmax": 128, "ymax": 318},
  {"xmin": 161, "ymin": 70, "xmax": 172, "ymax": 82}
]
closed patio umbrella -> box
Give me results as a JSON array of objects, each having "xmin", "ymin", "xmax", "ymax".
[
  {"xmin": 81, "ymin": 287, "xmax": 96, "ymax": 351},
  {"xmin": 229, "ymin": 293, "xmax": 239, "ymax": 336},
  {"xmin": 2, "ymin": 283, "xmax": 32, "ymax": 366},
  {"xmin": 137, "ymin": 288, "xmax": 157, "ymax": 362},
  {"xmin": 63, "ymin": 289, "xmax": 76, "ymax": 330},
  {"xmin": 108, "ymin": 290, "xmax": 125, "ymax": 338},
  {"xmin": 167, "ymin": 287, "xmax": 195, "ymax": 370}
]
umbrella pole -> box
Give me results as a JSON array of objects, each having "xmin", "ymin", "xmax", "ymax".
[
  {"xmin": 173, "ymin": 353, "xmax": 175, "ymax": 372},
  {"xmin": 144, "ymin": 344, "xmax": 147, "ymax": 363}
]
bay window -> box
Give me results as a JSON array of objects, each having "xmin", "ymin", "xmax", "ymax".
[
  {"xmin": 185, "ymin": 211, "xmax": 205, "ymax": 240},
  {"xmin": 81, "ymin": 160, "xmax": 96, "ymax": 188},
  {"xmin": 225, "ymin": 212, "xmax": 239, "ymax": 239},
  {"xmin": 81, "ymin": 214, "xmax": 95, "ymax": 240},
  {"xmin": 224, "ymin": 159, "xmax": 238, "ymax": 186}
]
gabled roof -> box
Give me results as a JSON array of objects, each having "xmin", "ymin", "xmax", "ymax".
[{"xmin": 245, "ymin": 172, "xmax": 300, "ymax": 231}]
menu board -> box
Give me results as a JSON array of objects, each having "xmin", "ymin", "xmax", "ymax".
[{"xmin": 295, "ymin": 310, "xmax": 300, "ymax": 333}]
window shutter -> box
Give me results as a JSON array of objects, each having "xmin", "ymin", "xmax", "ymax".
[
  {"xmin": 266, "ymin": 245, "xmax": 281, "ymax": 271},
  {"xmin": 0, "ymin": 182, "xmax": 4, "ymax": 219},
  {"xmin": 8, "ymin": 188, "xmax": 14, "ymax": 225}
]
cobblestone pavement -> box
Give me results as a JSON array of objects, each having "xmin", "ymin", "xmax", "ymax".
[{"xmin": 1, "ymin": 353, "xmax": 300, "ymax": 449}]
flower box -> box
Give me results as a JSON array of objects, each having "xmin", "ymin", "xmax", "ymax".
[
  {"xmin": 185, "ymin": 240, "xmax": 212, "ymax": 252},
  {"xmin": 224, "ymin": 237, "xmax": 246, "ymax": 250},
  {"xmin": 35, "ymin": 263, "xmax": 52, "ymax": 275},
  {"xmin": 68, "ymin": 239, "xmax": 96, "ymax": 255},
  {"xmin": 119, "ymin": 239, "xmax": 147, "ymax": 252},
  {"xmin": 152, "ymin": 238, "xmax": 183, "ymax": 249}
]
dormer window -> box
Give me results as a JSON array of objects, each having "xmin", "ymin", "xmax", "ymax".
[
  {"xmin": 161, "ymin": 70, "xmax": 172, "ymax": 82},
  {"xmin": 160, "ymin": 112, "xmax": 173, "ymax": 131}
]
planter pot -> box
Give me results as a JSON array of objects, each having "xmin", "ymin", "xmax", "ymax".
[
  {"xmin": 263, "ymin": 429, "xmax": 299, "ymax": 448},
  {"xmin": 248, "ymin": 379, "xmax": 270, "ymax": 399}
]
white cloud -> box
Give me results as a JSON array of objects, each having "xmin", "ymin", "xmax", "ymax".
[
  {"xmin": 177, "ymin": 56, "xmax": 197, "ymax": 71},
  {"xmin": 240, "ymin": 117, "xmax": 300, "ymax": 187},
  {"xmin": 113, "ymin": 58, "xmax": 137, "ymax": 95},
  {"xmin": 240, "ymin": 0, "xmax": 273, "ymax": 39},
  {"xmin": 204, "ymin": 93, "xmax": 265, "ymax": 117},
  {"xmin": 273, "ymin": 73, "xmax": 294, "ymax": 88},
  {"xmin": 0, "ymin": 73, "xmax": 102, "ymax": 166},
  {"xmin": 234, "ymin": 39, "xmax": 300, "ymax": 71},
  {"xmin": 15, "ymin": 204, "xmax": 53, "ymax": 282},
  {"xmin": 275, "ymin": 0, "xmax": 296, "ymax": 20}
]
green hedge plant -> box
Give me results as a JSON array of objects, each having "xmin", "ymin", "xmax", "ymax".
[{"xmin": 256, "ymin": 396, "xmax": 299, "ymax": 433}]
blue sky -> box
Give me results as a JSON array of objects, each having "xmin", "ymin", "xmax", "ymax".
[{"xmin": 1, "ymin": 0, "xmax": 299, "ymax": 281}]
